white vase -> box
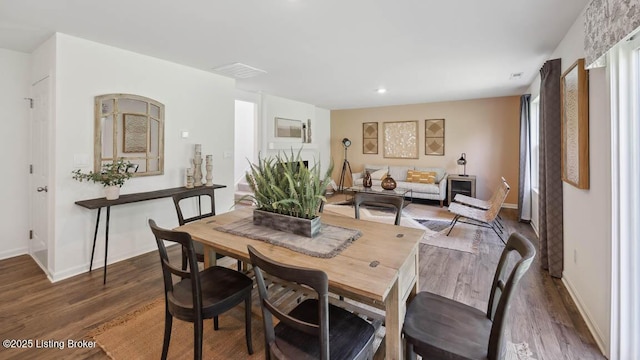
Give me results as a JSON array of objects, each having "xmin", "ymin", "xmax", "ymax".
[{"xmin": 105, "ymin": 186, "xmax": 120, "ymax": 200}]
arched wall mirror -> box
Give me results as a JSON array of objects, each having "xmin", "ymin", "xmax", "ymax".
[{"xmin": 94, "ymin": 94, "xmax": 165, "ymax": 176}]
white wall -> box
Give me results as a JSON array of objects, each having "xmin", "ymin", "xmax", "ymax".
[
  {"xmin": 526, "ymin": 11, "xmax": 611, "ymax": 355},
  {"xmin": 0, "ymin": 48, "xmax": 30, "ymax": 260},
  {"xmin": 43, "ymin": 33, "xmax": 236, "ymax": 281},
  {"xmin": 234, "ymin": 100, "xmax": 256, "ymax": 183},
  {"xmin": 260, "ymin": 94, "xmax": 331, "ymax": 174}
]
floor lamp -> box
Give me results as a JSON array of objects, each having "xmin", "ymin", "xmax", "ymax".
[{"xmin": 338, "ymin": 138, "xmax": 353, "ymax": 192}]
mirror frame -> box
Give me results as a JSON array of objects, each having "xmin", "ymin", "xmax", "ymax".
[{"xmin": 94, "ymin": 94, "xmax": 165, "ymax": 177}]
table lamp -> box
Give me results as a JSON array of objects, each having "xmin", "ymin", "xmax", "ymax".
[{"xmin": 457, "ymin": 153, "xmax": 468, "ymax": 176}]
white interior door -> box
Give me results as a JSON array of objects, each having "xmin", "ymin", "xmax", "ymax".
[{"xmin": 29, "ymin": 76, "xmax": 50, "ymax": 274}]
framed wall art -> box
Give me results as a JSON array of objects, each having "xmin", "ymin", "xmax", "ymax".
[
  {"xmin": 362, "ymin": 122, "xmax": 378, "ymax": 154},
  {"xmin": 122, "ymin": 113, "xmax": 148, "ymax": 153},
  {"xmin": 275, "ymin": 117, "xmax": 303, "ymax": 139},
  {"xmin": 425, "ymin": 119, "xmax": 445, "ymax": 156},
  {"xmin": 561, "ymin": 58, "xmax": 589, "ymax": 189},
  {"xmin": 383, "ymin": 120, "xmax": 419, "ymax": 159}
]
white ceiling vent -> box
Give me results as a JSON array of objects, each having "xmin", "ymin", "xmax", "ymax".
[
  {"xmin": 212, "ymin": 62, "xmax": 267, "ymax": 79},
  {"xmin": 509, "ymin": 72, "xmax": 523, "ymax": 80}
]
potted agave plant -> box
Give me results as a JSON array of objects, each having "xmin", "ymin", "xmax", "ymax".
[
  {"xmin": 72, "ymin": 158, "xmax": 135, "ymax": 200},
  {"xmin": 244, "ymin": 151, "xmax": 333, "ymax": 237}
]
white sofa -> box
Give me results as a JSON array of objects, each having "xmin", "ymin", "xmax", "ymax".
[{"xmin": 352, "ymin": 164, "xmax": 448, "ymax": 207}]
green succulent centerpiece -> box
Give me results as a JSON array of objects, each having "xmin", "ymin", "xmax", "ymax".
[
  {"xmin": 72, "ymin": 158, "xmax": 135, "ymax": 187},
  {"xmin": 244, "ymin": 151, "xmax": 333, "ymax": 237}
]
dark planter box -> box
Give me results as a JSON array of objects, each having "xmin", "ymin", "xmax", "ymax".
[{"xmin": 253, "ymin": 209, "xmax": 321, "ymax": 238}]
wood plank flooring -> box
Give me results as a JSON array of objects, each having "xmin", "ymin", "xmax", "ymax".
[{"xmin": 0, "ymin": 206, "xmax": 605, "ymax": 359}]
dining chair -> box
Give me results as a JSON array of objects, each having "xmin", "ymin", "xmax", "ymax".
[
  {"xmin": 402, "ymin": 232, "xmax": 536, "ymax": 360},
  {"xmin": 447, "ymin": 179, "xmax": 510, "ymax": 243},
  {"xmin": 172, "ymin": 188, "xmax": 241, "ymax": 271},
  {"xmin": 149, "ymin": 220, "xmax": 253, "ymax": 360},
  {"xmin": 247, "ymin": 245, "xmax": 376, "ymax": 360},
  {"xmin": 354, "ymin": 192, "xmax": 404, "ymax": 226}
]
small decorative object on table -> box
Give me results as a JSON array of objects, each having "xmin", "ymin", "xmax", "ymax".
[
  {"xmin": 241, "ymin": 150, "xmax": 333, "ymax": 238},
  {"xmin": 185, "ymin": 168, "xmax": 194, "ymax": 188},
  {"xmin": 193, "ymin": 144, "xmax": 203, "ymax": 186},
  {"xmin": 363, "ymin": 171, "xmax": 373, "ymax": 188},
  {"xmin": 72, "ymin": 158, "xmax": 135, "ymax": 200},
  {"xmin": 205, "ymin": 154, "xmax": 213, "ymax": 186},
  {"xmin": 381, "ymin": 174, "xmax": 397, "ymax": 190}
]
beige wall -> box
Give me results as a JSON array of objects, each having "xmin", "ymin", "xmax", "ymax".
[{"xmin": 330, "ymin": 96, "xmax": 520, "ymax": 205}]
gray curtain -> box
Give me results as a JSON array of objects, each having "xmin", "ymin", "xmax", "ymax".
[
  {"xmin": 518, "ymin": 94, "xmax": 532, "ymax": 222},
  {"xmin": 538, "ymin": 59, "xmax": 563, "ymax": 278}
]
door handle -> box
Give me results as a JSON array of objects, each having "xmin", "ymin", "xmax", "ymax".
[{"xmin": 37, "ymin": 186, "xmax": 48, "ymax": 192}]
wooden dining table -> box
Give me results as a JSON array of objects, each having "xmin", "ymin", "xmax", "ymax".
[{"xmin": 175, "ymin": 207, "xmax": 423, "ymax": 359}]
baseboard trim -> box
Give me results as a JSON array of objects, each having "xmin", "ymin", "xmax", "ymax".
[
  {"xmin": 50, "ymin": 245, "xmax": 158, "ymax": 283},
  {"xmin": 561, "ymin": 277, "xmax": 608, "ymax": 357},
  {"xmin": 0, "ymin": 247, "xmax": 28, "ymax": 261}
]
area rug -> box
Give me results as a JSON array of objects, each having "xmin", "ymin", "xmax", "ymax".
[
  {"xmin": 89, "ymin": 298, "xmax": 266, "ymax": 360},
  {"xmin": 322, "ymin": 203, "xmax": 480, "ymax": 254},
  {"xmin": 91, "ymin": 298, "xmax": 534, "ymax": 360}
]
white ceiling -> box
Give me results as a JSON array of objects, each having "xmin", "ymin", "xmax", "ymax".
[{"xmin": 0, "ymin": 0, "xmax": 589, "ymax": 110}]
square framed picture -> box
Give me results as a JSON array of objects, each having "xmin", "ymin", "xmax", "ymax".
[{"xmin": 383, "ymin": 120, "xmax": 419, "ymax": 159}]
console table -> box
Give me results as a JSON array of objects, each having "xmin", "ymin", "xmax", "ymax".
[
  {"xmin": 447, "ymin": 175, "xmax": 476, "ymax": 205},
  {"xmin": 75, "ymin": 185, "xmax": 226, "ymax": 284}
]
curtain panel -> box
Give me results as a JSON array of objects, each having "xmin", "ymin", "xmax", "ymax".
[
  {"xmin": 538, "ymin": 59, "xmax": 564, "ymax": 278},
  {"xmin": 518, "ymin": 94, "xmax": 532, "ymax": 222},
  {"xmin": 585, "ymin": 0, "xmax": 640, "ymax": 67}
]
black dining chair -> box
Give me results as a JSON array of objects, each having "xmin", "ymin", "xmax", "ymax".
[
  {"xmin": 149, "ymin": 220, "xmax": 253, "ymax": 360},
  {"xmin": 402, "ymin": 232, "xmax": 536, "ymax": 360},
  {"xmin": 247, "ymin": 245, "xmax": 376, "ymax": 360},
  {"xmin": 354, "ymin": 192, "xmax": 404, "ymax": 226},
  {"xmin": 172, "ymin": 188, "xmax": 241, "ymax": 271}
]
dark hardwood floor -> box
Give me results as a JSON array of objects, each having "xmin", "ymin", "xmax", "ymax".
[{"xmin": 0, "ymin": 206, "xmax": 605, "ymax": 359}]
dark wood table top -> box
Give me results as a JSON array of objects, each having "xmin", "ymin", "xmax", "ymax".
[{"xmin": 74, "ymin": 185, "xmax": 226, "ymax": 209}]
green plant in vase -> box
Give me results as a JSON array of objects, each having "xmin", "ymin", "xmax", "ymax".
[
  {"xmin": 243, "ymin": 150, "xmax": 333, "ymax": 237},
  {"xmin": 72, "ymin": 158, "xmax": 135, "ymax": 199}
]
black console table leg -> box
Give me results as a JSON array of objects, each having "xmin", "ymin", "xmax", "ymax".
[
  {"xmin": 89, "ymin": 208, "xmax": 102, "ymax": 272},
  {"xmin": 103, "ymin": 206, "xmax": 111, "ymax": 285}
]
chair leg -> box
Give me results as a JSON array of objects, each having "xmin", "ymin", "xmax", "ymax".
[
  {"xmin": 237, "ymin": 260, "xmax": 242, "ymax": 272},
  {"xmin": 214, "ymin": 316, "xmax": 219, "ymax": 330},
  {"xmin": 181, "ymin": 247, "xmax": 188, "ymax": 271},
  {"xmin": 244, "ymin": 296, "xmax": 253, "ymax": 354},
  {"xmin": 406, "ymin": 342, "xmax": 417, "ymax": 360},
  {"xmin": 447, "ymin": 216, "xmax": 460, "ymax": 236},
  {"xmin": 161, "ymin": 309, "xmax": 173, "ymax": 360},
  {"xmin": 194, "ymin": 319, "xmax": 203, "ymax": 360}
]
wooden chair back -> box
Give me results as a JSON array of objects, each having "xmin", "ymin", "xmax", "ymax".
[
  {"xmin": 247, "ymin": 245, "xmax": 330, "ymax": 359},
  {"xmin": 354, "ymin": 192, "xmax": 404, "ymax": 225},
  {"xmin": 486, "ymin": 232, "xmax": 536, "ymax": 359},
  {"xmin": 172, "ymin": 188, "xmax": 215, "ymax": 226},
  {"xmin": 148, "ymin": 219, "xmax": 202, "ymax": 315}
]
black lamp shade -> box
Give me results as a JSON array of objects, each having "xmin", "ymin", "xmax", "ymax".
[{"xmin": 342, "ymin": 138, "xmax": 352, "ymax": 147}]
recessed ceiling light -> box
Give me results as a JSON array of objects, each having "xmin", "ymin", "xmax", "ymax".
[{"xmin": 376, "ymin": 88, "xmax": 387, "ymax": 94}]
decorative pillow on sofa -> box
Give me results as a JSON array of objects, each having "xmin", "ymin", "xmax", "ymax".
[
  {"xmin": 370, "ymin": 168, "xmax": 388, "ymax": 180},
  {"xmin": 407, "ymin": 170, "xmax": 437, "ymax": 184},
  {"xmin": 415, "ymin": 167, "xmax": 445, "ymax": 183}
]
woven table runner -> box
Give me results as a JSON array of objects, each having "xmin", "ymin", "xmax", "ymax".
[{"xmin": 216, "ymin": 217, "xmax": 361, "ymax": 258}]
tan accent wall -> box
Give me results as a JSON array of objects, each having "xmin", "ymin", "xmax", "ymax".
[{"xmin": 330, "ymin": 96, "xmax": 520, "ymax": 205}]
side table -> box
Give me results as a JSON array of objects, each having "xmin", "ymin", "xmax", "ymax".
[{"xmin": 447, "ymin": 175, "xmax": 476, "ymax": 205}]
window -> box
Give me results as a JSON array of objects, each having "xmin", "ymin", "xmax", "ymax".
[{"xmin": 530, "ymin": 96, "xmax": 540, "ymax": 191}]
